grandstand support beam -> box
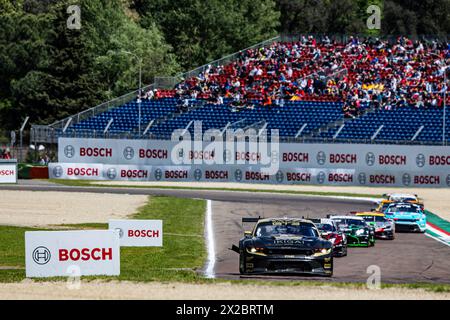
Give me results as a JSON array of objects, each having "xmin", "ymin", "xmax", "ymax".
[
  {"xmin": 411, "ymin": 126, "xmax": 424, "ymax": 141},
  {"xmin": 103, "ymin": 118, "xmax": 114, "ymax": 134},
  {"xmin": 258, "ymin": 122, "xmax": 268, "ymax": 137},
  {"xmin": 62, "ymin": 117, "xmax": 72, "ymax": 133},
  {"xmin": 371, "ymin": 124, "xmax": 384, "ymax": 141},
  {"xmin": 333, "ymin": 124, "xmax": 345, "ymax": 139},
  {"xmin": 143, "ymin": 120, "xmax": 155, "ymax": 136},
  {"xmin": 444, "ymin": 66, "xmax": 447, "ymax": 146},
  {"xmin": 220, "ymin": 122, "xmax": 231, "ymax": 136},
  {"xmin": 182, "ymin": 120, "xmax": 194, "ymax": 136},
  {"xmin": 295, "ymin": 124, "xmax": 308, "ymax": 139}
]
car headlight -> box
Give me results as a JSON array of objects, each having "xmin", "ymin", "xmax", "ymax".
[
  {"xmin": 313, "ymin": 248, "xmax": 331, "ymax": 256},
  {"xmin": 246, "ymin": 247, "xmax": 266, "ymax": 255}
]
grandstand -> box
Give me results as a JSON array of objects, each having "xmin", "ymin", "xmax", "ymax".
[{"xmin": 31, "ymin": 35, "xmax": 449, "ymax": 145}]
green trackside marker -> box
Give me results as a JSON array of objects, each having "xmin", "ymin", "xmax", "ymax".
[
  {"xmin": 425, "ymin": 211, "xmax": 450, "ymax": 233},
  {"xmin": 425, "ymin": 210, "xmax": 450, "ymax": 246}
]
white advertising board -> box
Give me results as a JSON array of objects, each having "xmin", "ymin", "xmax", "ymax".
[
  {"xmin": 48, "ymin": 162, "xmax": 450, "ymax": 187},
  {"xmin": 25, "ymin": 230, "xmax": 120, "ymax": 278},
  {"xmin": 109, "ymin": 220, "xmax": 163, "ymax": 247},
  {"xmin": 0, "ymin": 161, "xmax": 17, "ymax": 184},
  {"xmin": 58, "ymin": 137, "xmax": 450, "ymax": 171},
  {"xmin": 54, "ymin": 138, "xmax": 450, "ymax": 187}
]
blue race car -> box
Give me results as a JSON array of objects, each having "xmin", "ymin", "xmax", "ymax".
[{"xmin": 384, "ymin": 202, "xmax": 426, "ymax": 233}]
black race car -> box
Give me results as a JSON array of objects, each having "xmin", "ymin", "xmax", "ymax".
[{"xmin": 231, "ymin": 217, "xmax": 333, "ymax": 277}]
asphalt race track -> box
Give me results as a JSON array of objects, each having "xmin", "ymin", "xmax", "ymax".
[{"xmin": 2, "ymin": 181, "xmax": 449, "ymax": 284}]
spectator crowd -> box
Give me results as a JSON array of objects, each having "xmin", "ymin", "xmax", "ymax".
[{"xmin": 142, "ymin": 36, "xmax": 449, "ymax": 118}]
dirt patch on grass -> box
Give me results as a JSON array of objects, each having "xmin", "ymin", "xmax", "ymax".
[
  {"xmin": 0, "ymin": 191, "xmax": 147, "ymax": 227},
  {"xmin": 0, "ymin": 280, "xmax": 448, "ymax": 300}
]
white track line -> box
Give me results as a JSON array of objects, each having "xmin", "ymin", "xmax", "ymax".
[
  {"xmin": 326, "ymin": 196, "xmax": 382, "ymax": 203},
  {"xmin": 205, "ymin": 199, "xmax": 216, "ymax": 278},
  {"xmin": 425, "ymin": 233, "xmax": 450, "ymax": 248},
  {"xmin": 426, "ymin": 224, "xmax": 450, "ymax": 241}
]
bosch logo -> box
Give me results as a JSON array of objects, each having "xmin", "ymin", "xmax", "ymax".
[
  {"xmin": 275, "ymin": 170, "xmax": 284, "ymax": 183},
  {"xmin": 316, "ymin": 151, "xmax": 326, "ymax": 165},
  {"xmin": 317, "ymin": 171, "xmax": 326, "ymax": 184},
  {"xmin": 358, "ymin": 173, "xmax": 367, "ymax": 185},
  {"xmin": 32, "ymin": 246, "xmax": 51, "ymax": 265},
  {"xmin": 177, "ymin": 148, "xmax": 184, "ymax": 160},
  {"xmin": 115, "ymin": 228, "xmax": 124, "ymax": 239},
  {"xmin": 402, "ymin": 173, "xmax": 411, "ymax": 186},
  {"xmin": 194, "ymin": 169, "xmax": 202, "ymax": 181},
  {"xmin": 154, "ymin": 169, "xmax": 163, "ymax": 181},
  {"xmin": 106, "ymin": 168, "xmax": 117, "ymax": 180},
  {"xmin": 234, "ymin": 169, "xmax": 243, "ymax": 182},
  {"xmin": 123, "ymin": 147, "xmax": 135, "ymax": 160},
  {"xmin": 366, "ymin": 152, "xmax": 375, "ymax": 166},
  {"xmin": 53, "ymin": 166, "xmax": 63, "ymax": 178},
  {"xmin": 416, "ymin": 154, "xmax": 426, "ymax": 168},
  {"xmin": 64, "ymin": 145, "xmax": 75, "ymax": 158}
]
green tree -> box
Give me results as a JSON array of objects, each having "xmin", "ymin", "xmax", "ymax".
[
  {"xmin": 133, "ymin": 0, "xmax": 280, "ymax": 69},
  {"xmin": 0, "ymin": 0, "xmax": 179, "ymax": 129}
]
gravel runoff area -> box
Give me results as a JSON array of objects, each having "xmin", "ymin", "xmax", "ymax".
[
  {"xmin": 94, "ymin": 181, "xmax": 450, "ymax": 221},
  {"xmin": 0, "ymin": 190, "xmax": 148, "ymax": 227},
  {"xmin": 0, "ymin": 280, "xmax": 448, "ymax": 300}
]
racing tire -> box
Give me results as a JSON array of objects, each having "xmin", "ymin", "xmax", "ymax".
[{"xmin": 239, "ymin": 253, "xmax": 247, "ymax": 274}]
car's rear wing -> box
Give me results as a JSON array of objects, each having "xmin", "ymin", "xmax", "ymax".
[{"xmin": 242, "ymin": 217, "xmax": 261, "ymax": 223}]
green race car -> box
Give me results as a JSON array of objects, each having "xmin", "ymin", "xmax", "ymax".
[{"xmin": 329, "ymin": 215, "xmax": 375, "ymax": 247}]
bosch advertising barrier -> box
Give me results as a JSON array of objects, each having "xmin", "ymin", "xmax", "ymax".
[
  {"xmin": 53, "ymin": 138, "xmax": 450, "ymax": 187},
  {"xmin": 0, "ymin": 159, "xmax": 18, "ymax": 184},
  {"xmin": 109, "ymin": 220, "xmax": 163, "ymax": 247},
  {"xmin": 57, "ymin": 137, "xmax": 450, "ymax": 171},
  {"xmin": 48, "ymin": 162, "xmax": 450, "ymax": 188},
  {"xmin": 25, "ymin": 230, "xmax": 120, "ymax": 277}
]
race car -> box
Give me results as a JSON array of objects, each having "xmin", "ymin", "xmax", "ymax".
[
  {"xmin": 329, "ymin": 215, "xmax": 375, "ymax": 247},
  {"xmin": 384, "ymin": 202, "xmax": 427, "ymax": 233},
  {"xmin": 376, "ymin": 193, "xmax": 424, "ymax": 212},
  {"xmin": 310, "ymin": 218, "xmax": 348, "ymax": 257},
  {"xmin": 231, "ymin": 217, "xmax": 333, "ymax": 276},
  {"xmin": 354, "ymin": 212, "xmax": 395, "ymax": 240}
]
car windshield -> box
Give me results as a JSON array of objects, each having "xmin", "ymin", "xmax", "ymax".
[
  {"xmin": 315, "ymin": 223, "xmax": 335, "ymax": 232},
  {"xmin": 375, "ymin": 216, "xmax": 387, "ymax": 222},
  {"xmin": 255, "ymin": 222, "xmax": 319, "ymax": 237},
  {"xmin": 362, "ymin": 216, "xmax": 375, "ymax": 222},
  {"xmin": 392, "ymin": 197, "xmax": 416, "ymax": 202},
  {"xmin": 387, "ymin": 205, "xmax": 420, "ymax": 213},
  {"xmin": 333, "ymin": 218, "xmax": 366, "ymax": 228}
]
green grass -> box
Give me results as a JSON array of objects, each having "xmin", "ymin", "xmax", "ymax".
[
  {"xmin": 0, "ymin": 195, "xmax": 206, "ymax": 283},
  {"xmin": 49, "ymin": 179, "xmax": 381, "ymax": 199},
  {"xmin": 2, "ymin": 183, "xmax": 450, "ymax": 294}
]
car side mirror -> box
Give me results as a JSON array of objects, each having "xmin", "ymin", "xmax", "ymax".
[
  {"xmin": 244, "ymin": 231, "xmax": 252, "ymax": 238},
  {"xmin": 230, "ymin": 244, "xmax": 240, "ymax": 253}
]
